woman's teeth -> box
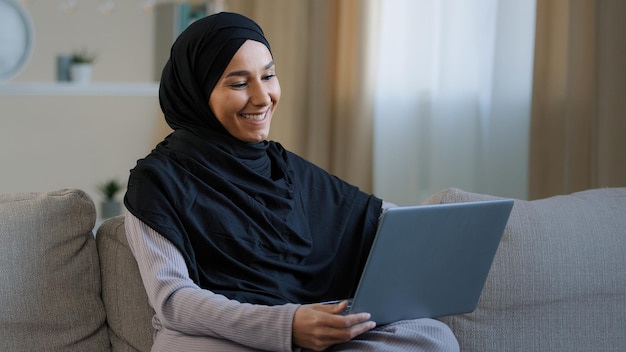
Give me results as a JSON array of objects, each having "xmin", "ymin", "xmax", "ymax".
[{"xmin": 241, "ymin": 113, "xmax": 264, "ymax": 121}]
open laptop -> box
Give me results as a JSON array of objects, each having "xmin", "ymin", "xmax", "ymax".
[{"xmin": 325, "ymin": 199, "xmax": 513, "ymax": 325}]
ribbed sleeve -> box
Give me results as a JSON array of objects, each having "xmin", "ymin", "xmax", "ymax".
[{"xmin": 125, "ymin": 213, "xmax": 299, "ymax": 352}]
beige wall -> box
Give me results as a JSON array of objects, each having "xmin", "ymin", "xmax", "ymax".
[
  {"xmin": 0, "ymin": 1, "xmax": 167, "ymax": 212},
  {"xmin": 0, "ymin": 94, "xmax": 164, "ymax": 195}
]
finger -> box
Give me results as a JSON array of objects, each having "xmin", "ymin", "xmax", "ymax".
[
  {"xmin": 310, "ymin": 300, "xmax": 350, "ymax": 314},
  {"xmin": 334, "ymin": 312, "xmax": 373, "ymax": 328},
  {"xmin": 322, "ymin": 318, "xmax": 377, "ymax": 345},
  {"xmin": 347, "ymin": 319, "xmax": 377, "ymax": 337},
  {"xmin": 327, "ymin": 300, "xmax": 350, "ymax": 314}
]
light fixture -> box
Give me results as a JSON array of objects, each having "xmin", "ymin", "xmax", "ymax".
[
  {"xmin": 59, "ymin": 0, "xmax": 78, "ymax": 14},
  {"xmin": 97, "ymin": 0, "xmax": 115, "ymax": 16},
  {"xmin": 138, "ymin": 0, "xmax": 155, "ymax": 14}
]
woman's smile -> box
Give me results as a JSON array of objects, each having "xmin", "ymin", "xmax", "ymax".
[{"xmin": 241, "ymin": 111, "xmax": 268, "ymax": 121}]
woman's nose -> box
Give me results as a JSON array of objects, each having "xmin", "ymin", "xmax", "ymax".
[{"xmin": 250, "ymin": 81, "xmax": 271, "ymax": 106}]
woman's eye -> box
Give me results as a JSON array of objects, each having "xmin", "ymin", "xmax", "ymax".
[
  {"xmin": 263, "ymin": 73, "xmax": 276, "ymax": 81},
  {"xmin": 230, "ymin": 82, "xmax": 247, "ymax": 89},
  {"xmin": 227, "ymin": 73, "xmax": 275, "ymax": 88}
]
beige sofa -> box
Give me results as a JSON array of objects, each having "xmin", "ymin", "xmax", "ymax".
[{"xmin": 1, "ymin": 187, "xmax": 625, "ymax": 351}]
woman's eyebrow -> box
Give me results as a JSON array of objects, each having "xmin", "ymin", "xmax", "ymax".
[{"xmin": 225, "ymin": 61, "xmax": 275, "ymax": 78}]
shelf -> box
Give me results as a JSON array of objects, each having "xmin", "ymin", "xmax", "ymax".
[{"xmin": 0, "ymin": 82, "xmax": 160, "ymax": 96}]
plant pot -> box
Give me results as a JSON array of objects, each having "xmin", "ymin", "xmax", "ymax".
[
  {"xmin": 100, "ymin": 200, "xmax": 121, "ymax": 219},
  {"xmin": 70, "ymin": 63, "xmax": 93, "ymax": 84}
]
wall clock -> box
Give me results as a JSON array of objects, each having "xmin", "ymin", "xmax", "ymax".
[{"xmin": 0, "ymin": 0, "xmax": 34, "ymax": 83}]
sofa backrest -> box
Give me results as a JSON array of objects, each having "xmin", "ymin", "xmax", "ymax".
[
  {"xmin": 97, "ymin": 215, "xmax": 154, "ymax": 352},
  {"xmin": 424, "ymin": 187, "xmax": 626, "ymax": 352},
  {"xmin": 0, "ymin": 189, "xmax": 110, "ymax": 351}
]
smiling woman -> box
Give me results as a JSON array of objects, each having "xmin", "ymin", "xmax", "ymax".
[
  {"xmin": 0, "ymin": 0, "xmax": 34, "ymax": 83},
  {"xmin": 123, "ymin": 11, "xmax": 459, "ymax": 351}
]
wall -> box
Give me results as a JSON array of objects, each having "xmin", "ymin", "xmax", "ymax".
[
  {"xmin": 0, "ymin": 0, "xmax": 167, "ymax": 214},
  {"xmin": 14, "ymin": 0, "xmax": 156, "ymax": 83},
  {"xmin": 0, "ymin": 93, "xmax": 164, "ymax": 196}
]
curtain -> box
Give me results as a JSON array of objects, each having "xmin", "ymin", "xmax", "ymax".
[
  {"xmin": 529, "ymin": 0, "xmax": 626, "ymax": 200},
  {"xmin": 372, "ymin": 0, "xmax": 536, "ymax": 205},
  {"xmin": 229, "ymin": 0, "xmax": 379, "ymax": 193}
]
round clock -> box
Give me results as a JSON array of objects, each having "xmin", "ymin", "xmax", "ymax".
[{"xmin": 0, "ymin": 0, "xmax": 34, "ymax": 83}]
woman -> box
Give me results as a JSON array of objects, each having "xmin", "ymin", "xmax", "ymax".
[{"xmin": 124, "ymin": 12, "xmax": 459, "ymax": 352}]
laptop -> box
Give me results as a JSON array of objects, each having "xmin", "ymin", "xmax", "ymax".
[{"xmin": 325, "ymin": 199, "xmax": 513, "ymax": 325}]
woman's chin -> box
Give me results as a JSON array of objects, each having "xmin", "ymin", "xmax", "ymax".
[{"xmin": 239, "ymin": 132, "xmax": 269, "ymax": 143}]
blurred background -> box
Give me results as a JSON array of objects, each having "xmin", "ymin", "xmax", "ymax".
[{"xmin": 1, "ymin": 0, "xmax": 624, "ymax": 211}]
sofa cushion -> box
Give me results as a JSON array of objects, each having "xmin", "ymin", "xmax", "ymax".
[
  {"xmin": 424, "ymin": 188, "xmax": 626, "ymax": 352},
  {"xmin": 0, "ymin": 189, "xmax": 110, "ymax": 351},
  {"xmin": 97, "ymin": 215, "xmax": 154, "ymax": 352}
]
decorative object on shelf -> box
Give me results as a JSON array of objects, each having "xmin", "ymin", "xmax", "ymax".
[
  {"xmin": 0, "ymin": 0, "xmax": 34, "ymax": 83},
  {"xmin": 174, "ymin": 1, "xmax": 227, "ymax": 34},
  {"xmin": 70, "ymin": 48, "xmax": 97, "ymax": 84},
  {"xmin": 97, "ymin": 178, "xmax": 124, "ymax": 218},
  {"xmin": 56, "ymin": 54, "xmax": 72, "ymax": 82}
]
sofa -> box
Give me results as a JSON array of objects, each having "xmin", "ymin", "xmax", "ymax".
[{"xmin": 1, "ymin": 187, "xmax": 625, "ymax": 351}]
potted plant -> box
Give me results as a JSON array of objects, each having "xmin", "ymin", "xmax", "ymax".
[
  {"xmin": 97, "ymin": 179, "xmax": 123, "ymax": 218},
  {"xmin": 70, "ymin": 48, "xmax": 97, "ymax": 83}
]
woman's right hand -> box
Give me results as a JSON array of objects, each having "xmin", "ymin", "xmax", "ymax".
[{"xmin": 292, "ymin": 300, "xmax": 376, "ymax": 351}]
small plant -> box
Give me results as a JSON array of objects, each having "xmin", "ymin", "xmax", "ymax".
[
  {"xmin": 71, "ymin": 48, "xmax": 97, "ymax": 64},
  {"xmin": 97, "ymin": 179, "xmax": 123, "ymax": 201}
]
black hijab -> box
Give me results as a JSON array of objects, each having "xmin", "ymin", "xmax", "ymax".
[{"xmin": 124, "ymin": 12, "xmax": 382, "ymax": 305}]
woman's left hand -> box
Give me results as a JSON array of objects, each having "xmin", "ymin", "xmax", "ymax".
[{"xmin": 292, "ymin": 300, "xmax": 376, "ymax": 351}]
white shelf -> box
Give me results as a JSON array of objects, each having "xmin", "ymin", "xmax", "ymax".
[{"xmin": 0, "ymin": 82, "xmax": 159, "ymax": 96}]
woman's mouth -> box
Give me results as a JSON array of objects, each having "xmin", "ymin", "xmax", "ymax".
[{"xmin": 241, "ymin": 112, "xmax": 266, "ymax": 121}]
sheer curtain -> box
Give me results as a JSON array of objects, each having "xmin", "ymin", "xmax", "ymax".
[{"xmin": 372, "ymin": 0, "xmax": 536, "ymax": 205}]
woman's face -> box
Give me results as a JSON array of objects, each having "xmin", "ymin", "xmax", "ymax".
[{"xmin": 209, "ymin": 40, "xmax": 281, "ymax": 143}]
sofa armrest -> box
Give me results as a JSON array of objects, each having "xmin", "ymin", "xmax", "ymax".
[{"xmin": 97, "ymin": 215, "xmax": 154, "ymax": 352}]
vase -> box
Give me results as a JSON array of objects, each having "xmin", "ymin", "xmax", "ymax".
[
  {"xmin": 70, "ymin": 63, "xmax": 93, "ymax": 84},
  {"xmin": 100, "ymin": 200, "xmax": 121, "ymax": 219},
  {"xmin": 56, "ymin": 55, "xmax": 73, "ymax": 82}
]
